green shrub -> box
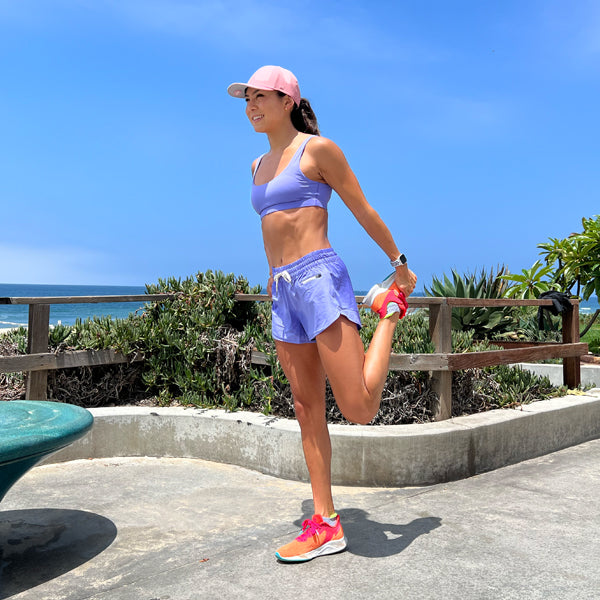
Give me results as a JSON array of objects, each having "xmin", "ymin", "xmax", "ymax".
[
  {"xmin": 135, "ymin": 271, "xmax": 263, "ymax": 408},
  {"xmin": 491, "ymin": 307, "xmax": 563, "ymax": 343},
  {"xmin": 583, "ymin": 327, "xmax": 600, "ymax": 354},
  {"xmin": 359, "ymin": 308, "xmax": 435, "ymax": 354},
  {"xmin": 580, "ymin": 312, "xmax": 600, "ymax": 354},
  {"xmin": 451, "ymin": 364, "xmax": 561, "ymax": 415},
  {"xmin": 0, "ymin": 327, "xmax": 27, "ymax": 398},
  {"xmin": 48, "ymin": 323, "xmax": 73, "ymax": 347},
  {"xmin": 28, "ymin": 271, "xmax": 265, "ymax": 410},
  {"xmin": 0, "ymin": 327, "xmax": 28, "ymax": 354},
  {"xmin": 483, "ymin": 365, "xmax": 560, "ymax": 407}
]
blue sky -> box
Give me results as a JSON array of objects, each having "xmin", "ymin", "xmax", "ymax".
[{"xmin": 1, "ymin": 0, "xmax": 598, "ymax": 292}]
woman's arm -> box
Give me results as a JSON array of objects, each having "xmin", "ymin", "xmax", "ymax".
[{"xmin": 310, "ymin": 137, "xmax": 417, "ymax": 295}]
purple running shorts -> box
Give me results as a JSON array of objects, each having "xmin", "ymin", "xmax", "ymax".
[{"xmin": 271, "ymin": 248, "xmax": 362, "ymax": 344}]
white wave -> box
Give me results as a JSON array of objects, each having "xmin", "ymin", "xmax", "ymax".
[{"xmin": 0, "ymin": 320, "xmax": 27, "ymax": 329}]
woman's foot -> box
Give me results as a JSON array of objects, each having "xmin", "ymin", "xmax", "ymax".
[
  {"xmin": 275, "ymin": 514, "xmax": 347, "ymax": 562},
  {"xmin": 362, "ymin": 273, "xmax": 408, "ymax": 319}
]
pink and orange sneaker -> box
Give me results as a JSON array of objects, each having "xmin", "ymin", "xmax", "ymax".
[
  {"xmin": 275, "ymin": 514, "xmax": 347, "ymax": 563},
  {"xmin": 362, "ymin": 273, "xmax": 408, "ymax": 319}
]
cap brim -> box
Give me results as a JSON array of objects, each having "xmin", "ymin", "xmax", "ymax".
[
  {"xmin": 228, "ymin": 82, "xmax": 279, "ymax": 99},
  {"xmin": 227, "ymin": 83, "xmax": 248, "ymax": 98}
]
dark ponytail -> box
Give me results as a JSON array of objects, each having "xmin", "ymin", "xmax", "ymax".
[
  {"xmin": 278, "ymin": 92, "xmax": 320, "ymax": 135},
  {"xmin": 291, "ymin": 98, "xmax": 320, "ymax": 135}
]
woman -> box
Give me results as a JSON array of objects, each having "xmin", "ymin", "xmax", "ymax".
[{"xmin": 228, "ymin": 65, "xmax": 417, "ymax": 562}]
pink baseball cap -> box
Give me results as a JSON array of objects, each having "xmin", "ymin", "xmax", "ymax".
[{"xmin": 227, "ymin": 65, "xmax": 301, "ymax": 106}]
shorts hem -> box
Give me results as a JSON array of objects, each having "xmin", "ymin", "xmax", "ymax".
[
  {"xmin": 272, "ymin": 332, "xmax": 317, "ymax": 345},
  {"xmin": 311, "ymin": 310, "xmax": 362, "ymax": 340}
]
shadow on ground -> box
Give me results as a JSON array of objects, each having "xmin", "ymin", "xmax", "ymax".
[
  {"xmin": 0, "ymin": 508, "xmax": 117, "ymax": 599},
  {"xmin": 294, "ymin": 500, "xmax": 442, "ymax": 559}
]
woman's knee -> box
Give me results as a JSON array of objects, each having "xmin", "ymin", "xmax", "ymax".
[
  {"xmin": 292, "ymin": 390, "xmax": 324, "ymax": 426},
  {"xmin": 341, "ymin": 405, "xmax": 377, "ymax": 425},
  {"xmin": 333, "ymin": 390, "xmax": 378, "ymax": 425}
]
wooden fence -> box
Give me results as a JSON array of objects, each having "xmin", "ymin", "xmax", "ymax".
[
  {"xmin": 236, "ymin": 294, "xmax": 587, "ymax": 420},
  {"xmin": 0, "ymin": 294, "xmax": 588, "ymax": 421},
  {"xmin": 0, "ymin": 295, "xmax": 170, "ymax": 400}
]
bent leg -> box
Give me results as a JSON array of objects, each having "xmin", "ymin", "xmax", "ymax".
[
  {"xmin": 316, "ymin": 314, "xmax": 399, "ymax": 425},
  {"xmin": 275, "ymin": 340, "xmax": 335, "ymax": 517}
]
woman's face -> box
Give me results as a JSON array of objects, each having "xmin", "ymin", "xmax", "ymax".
[{"xmin": 245, "ymin": 87, "xmax": 291, "ymax": 132}]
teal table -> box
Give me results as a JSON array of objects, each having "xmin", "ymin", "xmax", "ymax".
[{"xmin": 0, "ymin": 401, "xmax": 93, "ymax": 502}]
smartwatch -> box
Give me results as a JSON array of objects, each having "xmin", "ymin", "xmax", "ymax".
[{"xmin": 390, "ymin": 254, "xmax": 407, "ymax": 267}]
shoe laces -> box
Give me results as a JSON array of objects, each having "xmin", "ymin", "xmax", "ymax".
[{"xmin": 297, "ymin": 518, "xmax": 321, "ymax": 542}]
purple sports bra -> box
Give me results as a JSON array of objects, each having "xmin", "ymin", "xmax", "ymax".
[{"xmin": 251, "ymin": 136, "xmax": 332, "ymax": 219}]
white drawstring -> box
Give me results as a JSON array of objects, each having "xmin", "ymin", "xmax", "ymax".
[{"xmin": 273, "ymin": 270, "xmax": 292, "ymax": 295}]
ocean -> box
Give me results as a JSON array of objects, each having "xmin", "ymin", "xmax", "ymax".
[
  {"xmin": 0, "ymin": 283, "xmax": 147, "ymax": 330},
  {"xmin": 0, "ymin": 283, "xmax": 598, "ymax": 330}
]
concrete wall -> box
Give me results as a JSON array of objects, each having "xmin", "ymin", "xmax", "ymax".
[{"xmin": 45, "ymin": 390, "xmax": 600, "ymax": 487}]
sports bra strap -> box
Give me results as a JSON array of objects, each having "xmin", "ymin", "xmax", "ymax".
[{"xmin": 252, "ymin": 155, "xmax": 265, "ymax": 178}]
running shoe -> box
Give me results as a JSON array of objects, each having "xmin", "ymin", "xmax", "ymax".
[
  {"xmin": 362, "ymin": 273, "xmax": 408, "ymax": 319},
  {"xmin": 275, "ymin": 514, "xmax": 347, "ymax": 563}
]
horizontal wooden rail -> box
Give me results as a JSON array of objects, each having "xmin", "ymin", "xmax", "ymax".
[
  {"xmin": 235, "ymin": 293, "xmax": 450, "ymax": 308},
  {"xmin": 447, "ymin": 343, "xmax": 588, "ymax": 370},
  {"xmin": 235, "ymin": 294, "xmax": 557, "ymax": 308},
  {"xmin": 0, "ymin": 294, "xmax": 171, "ymax": 305},
  {"xmin": 254, "ymin": 343, "xmax": 587, "ymax": 373},
  {"xmin": 445, "ymin": 298, "xmax": 556, "ymax": 307},
  {"xmin": 0, "ymin": 349, "xmax": 144, "ymax": 374}
]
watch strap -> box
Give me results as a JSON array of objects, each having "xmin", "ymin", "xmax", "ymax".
[{"xmin": 390, "ymin": 254, "xmax": 407, "ymax": 267}]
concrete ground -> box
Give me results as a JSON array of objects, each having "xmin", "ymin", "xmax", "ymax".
[{"xmin": 1, "ymin": 438, "xmax": 599, "ymax": 600}]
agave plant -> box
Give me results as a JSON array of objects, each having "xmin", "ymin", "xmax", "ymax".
[{"xmin": 424, "ymin": 267, "xmax": 515, "ymax": 339}]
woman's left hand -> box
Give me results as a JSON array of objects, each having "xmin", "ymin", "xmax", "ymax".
[{"xmin": 394, "ymin": 265, "xmax": 417, "ymax": 297}]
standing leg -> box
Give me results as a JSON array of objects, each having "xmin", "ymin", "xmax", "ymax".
[{"xmin": 275, "ymin": 340, "xmax": 335, "ymax": 517}]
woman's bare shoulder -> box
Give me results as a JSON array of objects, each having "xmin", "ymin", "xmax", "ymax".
[
  {"xmin": 306, "ymin": 135, "xmax": 346, "ymax": 162},
  {"xmin": 306, "ymin": 135, "xmax": 337, "ymax": 150}
]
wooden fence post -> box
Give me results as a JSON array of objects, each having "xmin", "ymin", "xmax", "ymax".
[
  {"xmin": 26, "ymin": 304, "xmax": 50, "ymax": 400},
  {"xmin": 429, "ymin": 300, "xmax": 453, "ymax": 420},
  {"xmin": 562, "ymin": 299, "xmax": 581, "ymax": 388}
]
